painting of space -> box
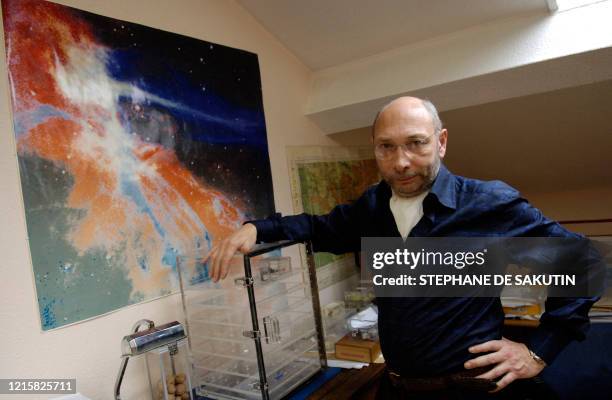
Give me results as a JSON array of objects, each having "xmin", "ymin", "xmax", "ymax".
[{"xmin": 2, "ymin": 0, "xmax": 275, "ymax": 330}]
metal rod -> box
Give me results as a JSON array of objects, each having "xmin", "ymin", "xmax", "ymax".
[
  {"xmin": 168, "ymin": 343, "xmax": 178, "ymax": 377},
  {"xmin": 176, "ymin": 256, "xmax": 193, "ymax": 352},
  {"xmin": 114, "ymin": 358, "xmax": 130, "ymax": 400},
  {"xmin": 244, "ymin": 254, "xmax": 270, "ymax": 400},
  {"xmin": 246, "ymin": 240, "xmax": 300, "ymax": 257},
  {"xmin": 305, "ymin": 241, "xmax": 328, "ymax": 369}
]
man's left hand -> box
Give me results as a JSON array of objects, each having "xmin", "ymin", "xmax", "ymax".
[{"xmin": 464, "ymin": 337, "xmax": 546, "ymax": 392}]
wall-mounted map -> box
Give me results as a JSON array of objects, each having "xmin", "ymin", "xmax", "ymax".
[
  {"xmin": 2, "ymin": 0, "xmax": 274, "ymax": 330},
  {"xmin": 287, "ymin": 146, "xmax": 379, "ymax": 289}
]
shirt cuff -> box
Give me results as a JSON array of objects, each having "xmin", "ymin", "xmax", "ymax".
[
  {"xmin": 244, "ymin": 213, "xmax": 282, "ymax": 243},
  {"xmin": 528, "ymin": 324, "xmax": 574, "ymax": 365}
]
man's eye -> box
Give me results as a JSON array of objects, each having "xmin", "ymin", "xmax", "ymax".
[{"xmin": 381, "ymin": 144, "xmax": 394, "ymax": 150}]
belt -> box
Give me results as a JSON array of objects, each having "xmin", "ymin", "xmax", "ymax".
[{"xmin": 387, "ymin": 366, "xmax": 498, "ymax": 393}]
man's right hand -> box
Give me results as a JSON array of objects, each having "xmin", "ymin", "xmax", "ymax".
[{"xmin": 205, "ymin": 223, "xmax": 258, "ymax": 282}]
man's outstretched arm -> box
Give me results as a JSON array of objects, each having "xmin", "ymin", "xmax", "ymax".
[{"xmin": 206, "ymin": 193, "xmax": 367, "ymax": 281}]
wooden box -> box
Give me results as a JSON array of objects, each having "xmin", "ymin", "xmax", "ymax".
[{"xmin": 335, "ymin": 334, "xmax": 381, "ymax": 363}]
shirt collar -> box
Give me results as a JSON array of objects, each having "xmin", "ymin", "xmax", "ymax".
[
  {"xmin": 377, "ymin": 163, "xmax": 457, "ymax": 210},
  {"xmin": 428, "ymin": 163, "xmax": 457, "ymax": 210}
]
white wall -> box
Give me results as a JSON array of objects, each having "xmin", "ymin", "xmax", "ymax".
[{"xmin": 0, "ymin": 1, "xmax": 342, "ymax": 399}]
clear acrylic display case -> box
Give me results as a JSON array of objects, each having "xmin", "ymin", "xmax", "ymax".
[{"xmin": 177, "ymin": 241, "xmax": 327, "ymax": 400}]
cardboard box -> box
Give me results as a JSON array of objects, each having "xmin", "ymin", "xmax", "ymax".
[{"xmin": 335, "ymin": 333, "xmax": 381, "ymax": 363}]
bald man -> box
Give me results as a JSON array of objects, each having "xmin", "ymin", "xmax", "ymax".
[{"xmin": 206, "ymin": 97, "xmax": 594, "ymax": 399}]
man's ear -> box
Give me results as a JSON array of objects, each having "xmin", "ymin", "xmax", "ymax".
[{"xmin": 438, "ymin": 129, "xmax": 448, "ymax": 158}]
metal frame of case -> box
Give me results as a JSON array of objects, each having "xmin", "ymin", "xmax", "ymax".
[{"xmin": 241, "ymin": 240, "xmax": 327, "ymax": 400}]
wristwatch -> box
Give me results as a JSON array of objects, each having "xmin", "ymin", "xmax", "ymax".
[{"xmin": 528, "ymin": 349, "xmax": 547, "ymax": 367}]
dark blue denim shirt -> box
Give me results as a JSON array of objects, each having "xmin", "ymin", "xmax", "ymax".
[{"xmin": 251, "ymin": 164, "xmax": 597, "ymax": 376}]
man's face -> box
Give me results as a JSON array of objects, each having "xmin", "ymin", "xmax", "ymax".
[{"xmin": 372, "ymin": 99, "xmax": 447, "ymax": 198}]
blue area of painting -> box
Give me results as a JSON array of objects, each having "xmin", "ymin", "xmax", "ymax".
[
  {"xmin": 138, "ymin": 256, "xmax": 148, "ymax": 271},
  {"xmin": 118, "ymin": 171, "xmax": 166, "ymax": 240},
  {"xmin": 190, "ymin": 260, "xmax": 211, "ymax": 284},
  {"xmin": 13, "ymin": 104, "xmax": 73, "ymax": 136},
  {"xmin": 161, "ymin": 246, "xmax": 178, "ymax": 270},
  {"xmin": 39, "ymin": 297, "xmax": 57, "ymax": 330},
  {"xmin": 59, "ymin": 261, "xmax": 75, "ymax": 273},
  {"xmin": 201, "ymin": 231, "xmax": 212, "ymax": 250},
  {"xmin": 118, "ymin": 174, "xmax": 191, "ymax": 274},
  {"xmin": 107, "ymin": 49, "xmax": 267, "ymax": 149},
  {"xmin": 115, "ymin": 93, "xmax": 265, "ymax": 149},
  {"xmin": 115, "ymin": 100, "xmax": 135, "ymax": 136}
]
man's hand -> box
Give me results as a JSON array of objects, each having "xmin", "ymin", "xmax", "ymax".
[
  {"xmin": 205, "ymin": 223, "xmax": 257, "ymax": 282},
  {"xmin": 464, "ymin": 337, "xmax": 546, "ymax": 392}
]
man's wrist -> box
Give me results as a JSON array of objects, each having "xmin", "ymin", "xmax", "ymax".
[{"xmin": 528, "ymin": 348, "xmax": 547, "ymax": 368}]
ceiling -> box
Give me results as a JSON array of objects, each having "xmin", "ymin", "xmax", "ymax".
[{"xmin": 237, "ymin": 0, "xmax": 550, "ymax": 69}]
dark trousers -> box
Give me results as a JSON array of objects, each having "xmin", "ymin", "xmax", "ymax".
[{"xmin": 375, "ymin": 371, "xmax": 559, "ymax": 400}]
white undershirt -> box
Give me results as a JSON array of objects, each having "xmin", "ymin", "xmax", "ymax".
[{"xmin": 389, "ymin": 190, "xmax": 428, "ymax": 239}]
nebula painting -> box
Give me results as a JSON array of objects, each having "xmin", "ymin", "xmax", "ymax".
[{"xmin": 2, "ymin": 0, "xmax": 275, "ymax": 330}]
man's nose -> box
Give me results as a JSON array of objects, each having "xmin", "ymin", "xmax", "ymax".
[{"xmin": 393, "ymin": 148, "xmax": 412, "ymax": 171}]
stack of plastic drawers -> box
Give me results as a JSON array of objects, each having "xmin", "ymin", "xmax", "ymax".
[{"xmin": 177, "ymin": 241, "xmax": 325, "ymax": 400}]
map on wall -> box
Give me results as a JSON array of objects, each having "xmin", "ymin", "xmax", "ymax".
[
  {"xmin": 2, "ymin": 0, "xmax": 275, "ymax": 330},
  {"xmin": 287, "ymin": 146, "xmax": 380, "ymax": 289}
]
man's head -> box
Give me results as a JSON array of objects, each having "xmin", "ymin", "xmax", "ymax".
[{"xmin": 372, "ymin": 96, "xmax": 448, "ymax": 198}]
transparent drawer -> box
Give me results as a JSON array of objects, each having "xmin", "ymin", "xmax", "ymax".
[
  {"xmin": 268, "ymin": 360, "xmax": 320, "ymax": 399},
  {"xmin": 266, "ymin": 358, "xmax": 320, "ymax": 395},
  {"xmin": 190, "ymin": 321, "xmax": 318, "ymax": 364},
  {"xmin": 192, "ymin": 335, "xmax": 318, "ymax": 380},
  {"xmin": 184, "ymin": 282, "xmax": 311, "ymax": 319},
  {"xmin": 191, "ymin": 336, "xmax": 257, "ymax": 360},
  {"xmin": 189, "ymin": 312, "xmax": 315, "ymax": 352},
  {"xmin": 263, "ymin": 333, "xmax": 319, "ymax": 375},
  {"xmin": 197, "ymin": 280, "xmax": 308, "ymax": 307},
  {"xmin": 195, "ymin": 357, "xmax": 320, "ymax": 400},
  {"xmin": 181, "ymin": 254, "xmax": 300, "ymax": 289},
  {"xmin": 194, "ymin": 367, "xmax": 260, "ymax": 399}
]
